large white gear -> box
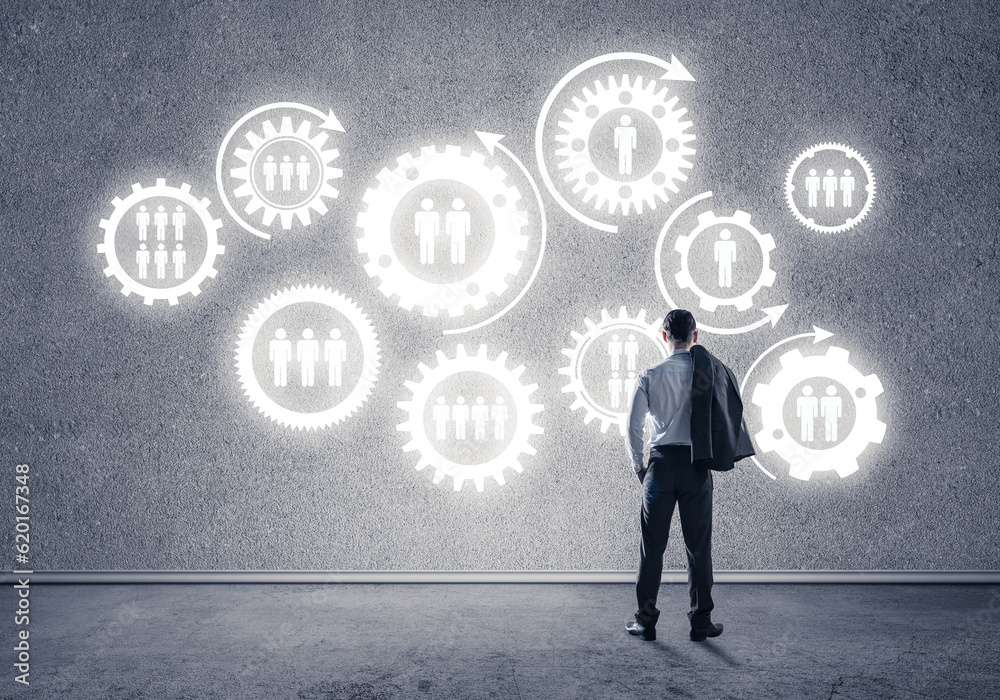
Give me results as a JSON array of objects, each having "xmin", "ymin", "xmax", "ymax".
[
  {"xmin": 234, "ymin": 285, "xmax": 380, "ymax": 431},
  {"xmin": 397, "ymin": 344, "xmax": 543, "ymax": 492},
  {"xmin": 752, "ymin": 346, "xmax": 885, "ymax": 480},
  {"xmin": 357, "ymin": 145, "xmax": 529, "ymax": 317},
  {"xmin": 554, "ymin": 73, "xmax": 695, "ymax": 215},
  {"xmin": 229, "ymin": 116, "xmax": 342, "ymax": 229},
  {"xmin": 673, "ymin": 209, "xmax": 776, "ymax": 312},
  {"xmin": 784, "ymin": 142, "xmax": 876, "ymax": 234},
  {"xmin": 559, "ymin": 307, "xmax": 667, "ymax": 436},
  {"xmin": 97, "ymin": 179, "xmax": 225, "ymax": 306}
]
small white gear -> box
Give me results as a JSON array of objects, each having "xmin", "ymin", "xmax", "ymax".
[
  {"xmin": 554, "ymin": 74, "xmax": 695, "ymax": 215},
  {"xmin": 559, "ymin": 307, "xmax": 667, "ymax": 436},
  {"xmin": 752, "ymin": 346, "xmax": 885, "ymax": 480},
  {"xmin": 784, "ymin": 142, "xmax": 876, "ymax": 234},
  {"xmin": 234, "ymin": 285, "xmax": 380, "ymax": 430},
  {"xmin": 357, "ymin": 145, "xmax": 529, "ymax": 317},
  {"xmin": 673, "ymin": 209, "xmax": 776, "ymax": 312},
  {"xmin": 229, "ymin": 116, "xmax": 342, "ymax": 229},
  {"xmin": 97, "ymin": 179, "xmax": 225, "ymax": 306},
  {"xmin": 397, "ymin": 344, "xmax": 543, "ymax": 492}
]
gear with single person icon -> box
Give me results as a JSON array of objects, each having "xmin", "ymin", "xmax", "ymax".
[
  {"xmin": 784, "ymin": 142, "xmax": 875, "ymax": 234},
  {"xmin": 229, "ymin": 115, "xmax": 342, "ymax": 229},
  {"xmin": 97, "ymin": 179, "xmax": 225, "ymax": 306},
  {"xmin": 396, "ymin": 344, "xmax": 543, "ymax": 492},
  {"xmin": 752, "ymin": 345, "xmax": 885, "ymax": 480},
  {"xmin": 554, "ymin": 73, "xmax": 696, "ymax": 216},
  {"xmin": 559, "ymin": 307, "xmax": 668, "ymax": 435},
  {"xmin": 673, "ymin": 208, "xmax": 777, "ymax": 312},
  {"xmin": 357, "ymin": 145, "xmax": 530, "ymax": 318},
  {"xmin": 234, "ymin": 285, "xmax": 380, "ymax": 430}
]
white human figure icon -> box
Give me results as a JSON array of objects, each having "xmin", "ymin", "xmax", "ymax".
[
  {"xmin": 269, "ymin": 328, "xmax": 292, "ymax": 387},
  {"xmin": 136, "ymin": 205, "xmax": 150, "ymax": 241},
  {"xmin": 280, "ymin": 155, "xmax": 294, "ymax": 191},
  {"xmin": 608, "ymin": 334, "xmax": 623, "ymax": 372},
  {"xmin": 296, "ymin": 155, "xmax": 310, "ymax": 191},
  {"xmin": 324, "ymin": 328, "xmax": 347, "ymax": 387},
  {"xmin": 135, "ymin": 243, "xmax": 150, "ymax": 279},
  {"xmin": 433, "ymin": 397, "xmax": 450, "ymax": 440},
  {"xmin": 839, "ymin": 168, "xmax": 855, "ymax": 208},
  {"xmin": 614, "ymin": 114, "xmax": 638, "ymax": 175},
  {"xmin": 296, "ymin": 328, "xmax": 319, "ymax": 387},
  {"xmin": 821, "ymin": 385, "xmax": 843, "ymax": 442},
  {"xmin": 446, "ymin": 198, "xmax": 472, "ymax": 265},
  {"xmin": 804, "ymin": 168, "xmax": 821, "ymax": 208},
  {"xmin": 624, "ymin": 334, "xmax": 640, "ymax": 372},
  {"xmin": 823, "ymin": 168, "xmax": 838, "ymax": 207},
  {"xmin": 626, "ymin": 371, "xmax": 638, "ymax": 398},
  {"xmin": 154, "ymin": 205, "xmax": 168, "ymax": 241},
  {"xmin": 172, "ymin": 205, "xmax": 186, "ymax": 241},
  {"xmin": 491, "ymin": 396, "xmax": 509, "ymax": 440},
  {"xmin": 263, "ymin": 155, "xmax": 278, "ymax": 191},
  {"xmin": 172, "ymin": 244, "xmax": 185, "ymax": 279},
  {"xmin": 154, "ymin": 243, "xmax": 168, "ymax": 279},
  {"xmin": 797, "ymin": 385, "xmax": 819, "ymax": 442},
  {"xmin": 415, "ymin": 198, "xmax": 439, "ymax": 265},
  {"xmin": 715, "ymin": 229, "xmax": 738, "ymax": 288},
  {"xmin": 609, "ymin": 371, "xmax": 623, "ymax": 409},
  {"xmin": 452, "ymin": 396, "xmax": 469, "ymax": 440},
  {"xmin": 472, "ymin": 396, "xmax": 490, "ymax": 440}
]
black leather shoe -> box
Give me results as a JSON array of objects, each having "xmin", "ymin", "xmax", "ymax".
[
  {"xmin": 690, "ymin": 622, "xmax": 723, "ymax": 642},
  {"xmin": 626, "ymin": 621, "xmax": 656, "ymax": 641}
]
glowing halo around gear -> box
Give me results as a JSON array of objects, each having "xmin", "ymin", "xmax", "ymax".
[
  {"xmin": 559, "ymin": 307, "xmax": 668, "ymax": 436},
  {"xmin": 228, "ymin": 116, "xmax": 342, "ymax": 229},
  {"xmin": 752, "ymin": 346, "xmax": 885, "ymax": 480},
  {"xmin": 674, "ymin": 209, "xmax": 777, "ymax": 312},
  {"xmin": 397, "ymin": 344, "xmax": 543, "ymax": 492},
  {"xmin": 234, "ymin": 285, "xmax": 380, "ymax": 431},
  {"xmin": 554, "ymin": 74, "xmax": 695, "ymax": 216},
  {"xmin": 97, "ymin": 179, "xmax": 225, "ymax": 306},
  {"xmin": 784, "ymin": 143, "xmax": 876, "ymax": 234},
  {"xmin": 357, "ymin": 145, "xmax": 529, "ymax": 318}
]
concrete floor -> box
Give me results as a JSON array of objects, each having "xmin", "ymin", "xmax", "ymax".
[{"xmin": 8, "ymin": 584, "xmax": 999, "ymax": 699}]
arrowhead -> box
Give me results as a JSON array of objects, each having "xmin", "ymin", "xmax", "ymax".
[
  {"xmin": 321, "ymin": 109, "xmax": 345, "ymax": 132},
  {"xmin": 475, "ymin": 131, "xmax": 505, "ymax": 156},
  {"xmin": 811, "ymin": 326, "xmax": 834, "ymax": 343},
  {"xmin": 660, "ymin": 54, "xmax": 695, "ymax": 82},
  {"xmin": 762, "ymin": 304, "xmax": 788, "ymax": 327}
]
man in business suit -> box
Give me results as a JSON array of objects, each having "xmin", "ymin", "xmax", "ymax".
[{"xmin": 623, "ymin": 309, "xmax": 754, "ymax": 642}]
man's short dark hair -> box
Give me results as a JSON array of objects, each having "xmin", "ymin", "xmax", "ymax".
[{"xmin": 663, "ymin": 309, "xmax": 696, "ymax": 344}]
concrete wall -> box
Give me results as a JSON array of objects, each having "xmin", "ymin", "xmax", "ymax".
[{"xmin": 3, "ymin": 0, "xmax": 998, "ymax": 571}]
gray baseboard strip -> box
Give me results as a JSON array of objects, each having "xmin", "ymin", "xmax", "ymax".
[{"xmin": 4, "ymin": 570, "xmax": 1000, "ymax": 584}]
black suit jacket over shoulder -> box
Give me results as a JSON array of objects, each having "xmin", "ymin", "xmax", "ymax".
[{"xmin": 689, "ymin": 344, "xmax": 755, "ymax": 471}]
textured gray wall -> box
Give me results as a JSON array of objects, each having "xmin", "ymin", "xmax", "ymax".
[{"xmin": 3, "ymin": 0, "xmax": 998, "ymax": 571}]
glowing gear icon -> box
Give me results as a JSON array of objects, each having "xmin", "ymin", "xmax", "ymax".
[
  {"xmin": 554, "ymin": 74, "xmax": 695, "ymax": 216},
  {"xmin": 97, "ymin": 178, "xmax": 225, "ymax": 306},
  {"xmin": 784, "ymin": 143, "xmax": 876, "ymax": 234},
  {"xmin": 752, "ymin": 346, "xmax": 885, "ymax": 480},
  {"xmin": 673, "ymin": 209, "xmax": 776, "ymax": 312},
  {"xmin": 357, "ymin": 145, "xmax": 529, "ymax": 317},
  {"xmin": 559, "ymin": 307, "xmax": 667, "ymax": 435},
  {"xmin": 397, "ymin": 344, "xmax": 543, "ymax": 492},
  {"xmin": 234, "ymin": 285, "xmax": 380, "ymax": 430},
  {"xmin": 229, "ymin": 115, "xmax": 342, "ymax": 229}
]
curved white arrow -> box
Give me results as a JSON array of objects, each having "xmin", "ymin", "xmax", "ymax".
[
  {"xmin": 739, "ymin": 326, "xmax": 835, "ymax": 479},
  {"xmin": 441, "ymin": 131, "xmax": 548, "ymax": 336},
  {"xmin": 654, "ymin": 191, "xmax": 789, "ymax": 334},
  {"xmin": 535, "ymin": 52, "xmax": 695, "ymax": 234},
  {"xmin": 215, "ymin": 102, "xmax": 345, "ymax": 240}
]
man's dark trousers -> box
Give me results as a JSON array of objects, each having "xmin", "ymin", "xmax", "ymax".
[{"xmin": 635, "ymin": 444, "xmax": 714, "ymax": 630}]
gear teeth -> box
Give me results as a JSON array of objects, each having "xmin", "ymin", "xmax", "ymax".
[{"xmin": 396, "ymin": 345, "xmax": 543, "ymax": 492}]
